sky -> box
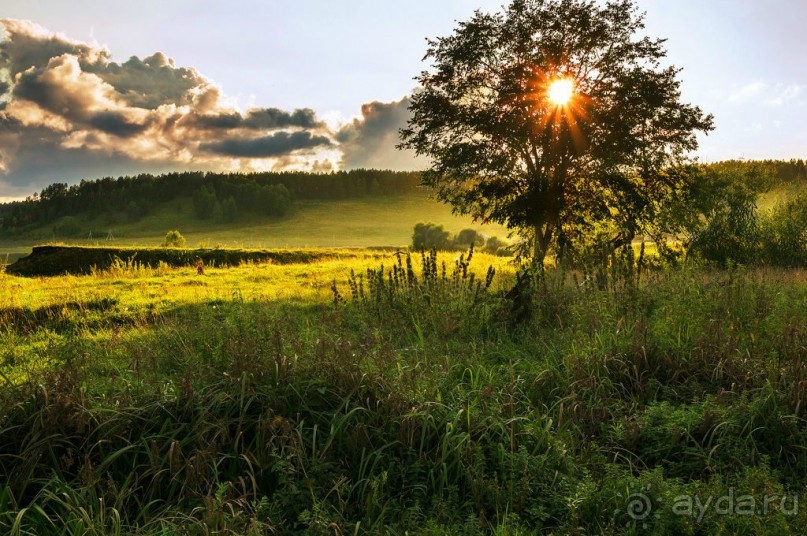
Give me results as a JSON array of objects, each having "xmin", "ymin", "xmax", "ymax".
[{"xmin": 1, "ymin": 0, "xmax": 806, "ymax": 199}]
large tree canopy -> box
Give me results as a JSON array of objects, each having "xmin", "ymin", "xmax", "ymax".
[{"xmin": 400, "ymin": 0, "xmax": 714, "ymax": 262}]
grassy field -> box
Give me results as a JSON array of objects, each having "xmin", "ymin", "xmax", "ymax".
[
  {"xmin": 0, "ymin": 247, "xmax": 806, "ymax": 534},
  {"xmin": 0, "ymin": 249, "xmax": 515, "ymax": 384},
  {"xmin": 0, "ymin": 193, "xmax": 511, "ymax": 262}
]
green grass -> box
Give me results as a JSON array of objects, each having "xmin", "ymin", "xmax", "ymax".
[
  {"xmin": 0, "ymin": 248, "xmax": 805, "ymax": 534},
  {"xmin": 5, "ymin": 193, "xmax": 510, "ymax": 253}
]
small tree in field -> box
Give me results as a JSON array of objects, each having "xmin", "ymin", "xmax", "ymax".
[
  {"xmin": 455, "ymin": 228, "xmax": 485, "ymax": 248},
  {"xmin": 400, "ymin": 0, "xmax": 713, "ymax": 264},
  {"xmin": 162, "ymin": 230, "xmax": 186, "ymax": 248},
  {"xmin": 412, "ymin": 222, "xmax": 452, "ymax": 250}
]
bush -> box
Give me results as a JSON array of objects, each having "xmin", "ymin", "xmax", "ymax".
[
  {"xmin": 161, "ymin": 230, "xmax": 186, "ymax": 248},
  {"xmin": 412, "ymin": 222, "xmax": 452, "ymax": 250},
  {"xmin": 688, "ymin": 183, "xmax": 760, "ymax": 267},
  {"xmin": 454, "ymin": 228, "xmax": 485, "ymax": 248},
  {"xmin": 125, "ymin": 200, "xmax": 150, "ymax": 221},
  {"xmin": 411, "ymin": 223, "xmax": 514, "ymax": 255},
  {"xmin": 759, "ymin": 194, "xmax": 807, "ymax": 267},
  {"xmin": 483, "ymin": 235, "xmax": 516, "ymax": 256}
]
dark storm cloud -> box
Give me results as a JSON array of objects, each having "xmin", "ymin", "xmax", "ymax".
[
  {"xmin": 336, "ymin": 96, "xmax": 424, "ymax": 170},
  {"xmin": 196, "ymin": 107, "xmax": 322, "ymax": 130},
  {"xmin": 88, "ymin": 111, "xmax": 147, "ymax": 137},
  {"xmin": 0, "ymin": 80, "xmax": 9, "ymax": 96},
  {"xmin": 195, "ymin": 112, "xmax": 242, "ymax": 129},
  {"xmin": 201, "ymin": 130, "xmax": 332, "ymax": 158},
  {"xmin": 90, "ymin": 52, "xmax": 207, "ymax": 109},
  {"xmin": 244, "ymin": 108, "xmax": 321, "ymax": 129}
]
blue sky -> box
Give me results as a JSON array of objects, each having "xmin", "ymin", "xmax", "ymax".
[{"xmin": 1, "ymin": 0, "xmax": 805, "ymax": 198}]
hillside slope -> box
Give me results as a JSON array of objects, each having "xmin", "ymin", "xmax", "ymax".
[{"xmin": 1, "ymin": 193, "xmax": 511, "ymax": 261}]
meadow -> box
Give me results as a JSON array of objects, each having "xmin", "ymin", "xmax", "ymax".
[
  {"xmin": 0, "ymin": 246, "xmax": 805, "ymax": 534},
  {"xmin": 0, "ymin": 193, "xmax": 511, "ymax": 262}
]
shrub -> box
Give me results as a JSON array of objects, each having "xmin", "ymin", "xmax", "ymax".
[
  {"xmin": 412, "ymin": 222, "xmax": 452, "ymax": 250},
  {"xmin": 759, "ymin": 194, "xmax": 807, "ymax": 267},
  {"xmin": 332, "ymin": 246, "xmax": 501, "ymax": 338},
  {"xmin": 483, "ymin": 235, "xmax": 514, "ymax": 256},
  {"xmin": 688, "ymin": 183, "xmax": 760, "ymax": 266},
  {"xmin": 125, "ymin": 200, "xmax": 150, "ymax": 221},
  {"xmin": 454, "ymin": 228, "xmax": 485, "ymax": 248},
  {"xmin": 411, "ymin": 223, "xmax": 514, "ymax": 255},
  {"xmin": 483, "ymin": 235, "xmax": 504, "ymax": 255},
  {"xmin": 161, "ymin": 230, "xmax": 186, "ymax": 248}
]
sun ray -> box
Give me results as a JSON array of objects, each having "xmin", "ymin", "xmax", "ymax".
[{"xmin": 548, "ymin": 78, "xmax": 574, "ymax": 106}]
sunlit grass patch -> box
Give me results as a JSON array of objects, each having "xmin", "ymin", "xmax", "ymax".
[{"xmin": 0, "ymin": 247, "xmax": 805, "ymax": 533}]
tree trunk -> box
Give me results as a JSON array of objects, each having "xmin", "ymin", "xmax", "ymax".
[{"xmin": 533, "ymin": 225, "xmax": 549, "ymax": 270}]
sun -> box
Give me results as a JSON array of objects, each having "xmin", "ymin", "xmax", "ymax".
[{"xmin": 548, "ymin": 78, "xmax": 574, "ymax": 106}]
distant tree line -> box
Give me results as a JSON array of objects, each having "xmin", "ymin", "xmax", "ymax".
[
  {"xmin": 704, "ymin": 159, "xmax": 807, "ymax": 191},
  {"xmin": 0, "ymin": 169, "xmax": 422, "ymax": 235}
]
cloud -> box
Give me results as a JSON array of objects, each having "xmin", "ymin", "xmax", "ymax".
[
  {"xmin": 12, "ymin": 53, "xmax": 126, "ymax": 124},
  {"xmin": 763, "ymin": 84, "xmax": 802, "ymax": 106},
  {"xmin": 87, "ymin": 111, "xmax": 147, "ymax": 137},
  {"xmin": 0, "ymin": 19, "xmax": 107, "ymax": 77},
  {"xmin": 0, "ymin": 18, "xmax": 426, "ymax": 198},
  {"xmin": 201, "ymin": 130, "xmax": 332, "ymax": 157},
  {"xmin": 196, "ymin": 107, "xmax": 322, "ymax": 130},
  {"xmin": 336, "ymin": 96, "xmax": 425, "ymax": 170},
  {"xmin": 0, "ymin": 18, "xmax": 337, "ymax": 196},
  {"xmin": 727, "ymin": 81, "xmax": 767, "ymax": 103},
  {"xmin": 727, "ymin": 81, "xmax": 804, "ymax": 107},
  {"xmin": 0, "ymin": 124, "xmax": 180, "ymax": 197},
  {"xmin": 92, "ymin": 52, "xmax": 209, "ymax": 109}
]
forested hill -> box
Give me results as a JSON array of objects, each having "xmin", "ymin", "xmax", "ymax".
[
  {"xmin": 0, "ymin": 169, "xmax": 421, "ymax": 236},
  {"xmin": 705, "ymin": 159, "xmax": 807, "ymax": 190},
  {"xmin": 1, "ymin": 160, "xmax": 805, "ymax": 238}
]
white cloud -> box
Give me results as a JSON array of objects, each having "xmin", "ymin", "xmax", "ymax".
[
  {"xmin": 728, "ymin": 81, "xmax": 767, "ymax": 103},
  {"xmin": 763, "ymin": 84, "xmax": 802, "ymax": 106},
  {"xmin": 727, "ymin": 81, "xmax": 804, "ymax": 107}
]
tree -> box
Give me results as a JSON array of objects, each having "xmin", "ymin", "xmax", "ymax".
[
  {"xmin": 400, "ymin": 0, "xmax": 713, "ymax": 264},
  {"xmin": 193, "ymin": 186, "xmax": 219, "ymax": 220},
  {"xmin": 687, "ymin": 180, "xmax": 760, "ymax": 267},
  {"xmin": 162, "ymin": 230, "xmax": 186, "ymax": 248},
  {"xmin": 412, "ymin": 222, "xmax": 452, "ymax": 250},
  {"xmin": 220, "ymin": 196, "xmax": 238, "ymax": 223},
  {"xmin": 455, "ymin": 228, "xmax": 485, "ymax": 248},
  {"xmin": 759, "ymin": 195, "xmax": 807, "ymax": 268}
]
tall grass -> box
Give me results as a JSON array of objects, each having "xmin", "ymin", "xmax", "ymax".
[{"xmin": 0, "ymin": 252, "xmax": 804, "ymax": 533}]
